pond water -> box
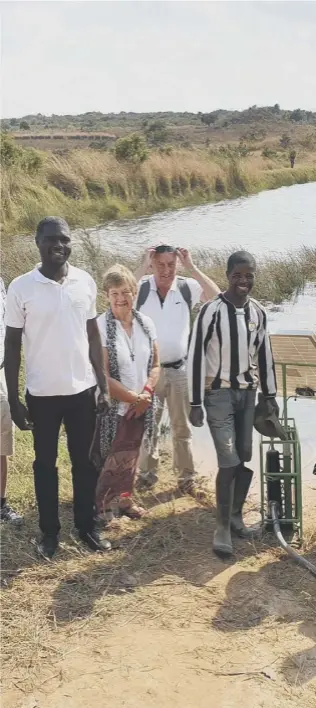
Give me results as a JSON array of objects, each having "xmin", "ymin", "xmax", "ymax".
[
  {"xmin": 94, "ymin": 181, "xmax": 315, "ymax": 499},
  {"xmin": 92, "ymin": 181, "xmax": 316, "ymax": 256}
]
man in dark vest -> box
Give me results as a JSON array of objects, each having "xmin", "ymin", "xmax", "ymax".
[{"xmin": 135, "ymin": 244, "xmax": 219, "ymax": 493}]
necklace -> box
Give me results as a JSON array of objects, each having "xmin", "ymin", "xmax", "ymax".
[{"xmin": 121, "ymin": 322, "xmax": 135, "ymax": 361}]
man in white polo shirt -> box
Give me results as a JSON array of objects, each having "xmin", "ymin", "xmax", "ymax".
[
  {"xmin": 4, "ymin": 217, "xmax": 111, "ymax": 559},
  {"xmin": 135, "ymin": 244, "xmax": 219, "ymax": 492}
]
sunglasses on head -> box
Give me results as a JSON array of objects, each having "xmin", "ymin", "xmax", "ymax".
[{"xmin": 154, "ymin": 245, "xmax": 178, "ymax": 254}]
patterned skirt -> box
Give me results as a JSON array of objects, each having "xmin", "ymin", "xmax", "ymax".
[{"xmin": 95, "ymin": 414, "xmax": 145, "ymax": 514}]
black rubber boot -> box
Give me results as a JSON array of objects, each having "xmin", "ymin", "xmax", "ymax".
[
  {"xmin": 231, "ymin": 466, "xmax": 259, "ymax": 538},
  {"xmin": 213, "ymin": 468, "xmax": 235, "ymax": 557}
]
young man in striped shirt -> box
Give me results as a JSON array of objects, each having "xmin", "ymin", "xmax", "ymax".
[{"xmin": 188, "ymin": 251, "xmax": 277, "ymax": 557}]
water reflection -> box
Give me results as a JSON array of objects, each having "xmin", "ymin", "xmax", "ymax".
[
  {"xmin": 91, "ymin": 182, "xmax": 316, "ymax": 501},
  {"xmin": 92, "ymin": 182, "xmax": 316, "ymax": 256}
]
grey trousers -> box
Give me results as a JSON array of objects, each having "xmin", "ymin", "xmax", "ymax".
[
  {"xmin": 204, "ymin": 388, "xmax": 256, "ymax": 469},
  {"xmin": 138, "ymin": 365, "xmax": 196, "ymax": 484}
]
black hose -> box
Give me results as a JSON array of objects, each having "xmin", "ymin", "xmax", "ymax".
[{"xmin": 270, "ymin": 501, "xmax": 316, "ymax": 577}]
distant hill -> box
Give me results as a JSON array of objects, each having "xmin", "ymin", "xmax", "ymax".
[{"xmin": 2, "ymin": 105, "xmax": 316, "ymax": 133}]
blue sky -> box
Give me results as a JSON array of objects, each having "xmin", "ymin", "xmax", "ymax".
[{"xmin": 1, "ymin": 0, "xmax": 316, "ymax": 118}]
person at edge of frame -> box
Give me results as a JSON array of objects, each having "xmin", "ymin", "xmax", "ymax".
[{"xmin": 0, "ymin": 276, "xmax": 22, "ymax": 524}]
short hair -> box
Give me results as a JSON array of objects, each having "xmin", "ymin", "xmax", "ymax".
[
  {"xmin": 227, "ymin": 250, "xmax": 256, "ymax": 274},
  {"xmin": 102, "ymin": 264, "xmax": 137, "ymax": 296},
  {"xmin": 36, "ymin": 216, "xmax": 70, "ymax": 241},
  {"xmin": 153, "ymin": 244, "xmax": 177, "ymax": 255}
]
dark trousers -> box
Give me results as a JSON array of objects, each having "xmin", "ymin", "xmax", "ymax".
[{"xmin": 26, "ymin": 387, "xmax": 97, "ymax": 537}]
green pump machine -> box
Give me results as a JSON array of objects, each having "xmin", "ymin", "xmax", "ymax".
[{"xmin": 259, "ymin": 332, "xmax": 316, "ymax": 576}]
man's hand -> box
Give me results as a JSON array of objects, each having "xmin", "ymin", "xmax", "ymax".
[
  {"xmin": 96, "ymin": 391, "xmax": 111, "ymax": 415},
  {"xmin": 189, "ymin": 406, "xmax": 204, "ymax": 427},
  {"xmin": 140, "ymin": 245, "xmax": 163, "ymax": 274},
  {"xmin": 265, "ymin": 396, "xmax": 279, "ymax": 417},
  {"xmin": 9, "ymin": 400, "xmax": 33, "ymax": 431},
  {"xmin": 177, "ymin": 248, "xmax": 195, "ymax": 272}
]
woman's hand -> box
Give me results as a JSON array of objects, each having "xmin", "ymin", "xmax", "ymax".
[{"xmin": 126, "ymin": 392, "xmax": 151, "ymax": 419}]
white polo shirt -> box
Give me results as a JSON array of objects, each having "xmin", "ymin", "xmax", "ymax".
[
  {"xmin": 6, "ymin": 264, "xmax": 97, "ymax": 396},
  {"xmin": 97, "ymin": 313, "xmax": 156, "ymax": 415},
  {"xmin": 136, "ymin": 275, "xmax": 202, "ymax": 364}
]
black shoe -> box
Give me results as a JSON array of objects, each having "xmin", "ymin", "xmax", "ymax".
[
  {"xmin": 79, "ymin": 529, "xmax": 112, "ymax": 552},
  {"xmin": 36, "ymin": 534, "xmax": 59, "ymax": 560},
  {"xmin": 0, "ymin": 504, "xmax": 23, "ymax": 524}
]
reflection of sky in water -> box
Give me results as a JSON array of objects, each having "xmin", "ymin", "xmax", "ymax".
[
  {"xmin": 93, "ymin": 182, "xmax": 316, "ymax": 256},
  {"xmin": 191, "ymin": 286, "xmax": 316, "ymax": 496}
]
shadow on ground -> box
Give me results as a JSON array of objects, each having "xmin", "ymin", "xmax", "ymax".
[{"xmin": 211, "ymin": 546, "xmax": 316, "ymax": 686}]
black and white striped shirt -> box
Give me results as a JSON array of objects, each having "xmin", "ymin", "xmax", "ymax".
[{"xmin": 188, "ymin": 294, "xmax": 277, "ymax": 405}]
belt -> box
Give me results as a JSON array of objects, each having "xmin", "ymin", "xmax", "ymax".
[{"xmin": 161, "ymin": 359, "xmax": 185, "ymax": 370}]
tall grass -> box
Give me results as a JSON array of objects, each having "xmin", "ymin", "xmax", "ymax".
[
  {"xmin": 2, "ymin": 232, "xmax": 315, "ymax": 307},
  {"xmin": 2, "ymin": 147, "xmax": 316, "ymax": 237}
]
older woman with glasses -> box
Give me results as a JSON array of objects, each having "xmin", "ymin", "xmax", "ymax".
[{"xmin": 91, "ymin": 264, "xmax": 160, "ymax": 522}]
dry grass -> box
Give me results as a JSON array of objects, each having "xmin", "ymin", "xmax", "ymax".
[
  {"xmin": 2, "ymin": 231, "xmax": 315, "ymax": 309},
  {"xmin": 1, "ymin": 435, "xmax": 316, "ymax": 705},
  {"xmin": 2, "ymin": 145, "xmax": 316, "ymax": 237}
]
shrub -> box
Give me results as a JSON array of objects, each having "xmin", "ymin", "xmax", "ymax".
[
  {"xmin": 115, "ymin": 134, "xmax": 148, "ymax": 163},
  {"xmin": 19, "ymin": 120, "xmax": 30, "ymax": 130},
  {"xmin": 0, "ymin": 132, "xmax": 21, "ymax": 167},
  {"xmin": 262, "ymin": 146, "xmax": 276, "ymax": 159},
  {"xmin": 145, "ymin": 121, "xmax": 168, "ymax": 146},
  {"xmin": 280, "ymin": 133, "xmax": 291, "ymax": 149},
  {"xmin": 20, "ymin": 148, "xmax": 43, "ymax": 174},
  {"xmin": 290, "ymin": 109, "xmax": 304, "ymax": 123}
]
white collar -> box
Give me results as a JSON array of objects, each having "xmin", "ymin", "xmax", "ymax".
[{"xmin": 32, "ymin": 263, "xmax": 77, "ymax": 284}]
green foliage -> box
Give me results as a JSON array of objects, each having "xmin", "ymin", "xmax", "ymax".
[
  {"xmin": 1, "ymin": 132, "xmax": 43, "ymax": 174},
  {"xmin": 20, "ymin": 148, "xmax": 43, "ymax": 174},
  {"xmin": 89, "ymin": 139, "xmax": 108, "ymax": 151},
  {"xmin": 19, "ymin": 120, "xmax": 30, "ymax": 130},
  {"xmin": 5, "ymin": 105, "xmax": 316, "ymax": 136},
  {"xmin": 115, "ymin": 134, "xmax": 148, "ymax": 163},
  {"xmin": 290, "ymin": 109, "xmax": 304, "ymax": 123},
  {"xmin": 145, "ymin": 121, "xmax": 168, "ymax": 145},
  {"xmin": 1, "ymin": 132, "xmax": 21, "ymax": 166},
  {"xmin": 280, "ymin": 133, "xmax": 291, "ymax": 149},
  {"xmin": 200, "ymin": 111, "xmax": 222, "ymax": 126},
  {"xmin": 262, "ymin": 146, "xmax": 277, "ymax": 159}
]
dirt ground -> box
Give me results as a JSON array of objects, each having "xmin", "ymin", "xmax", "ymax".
[{"xmin": 1, "ymin": 451, "xmax": 316, "ymax": 708}]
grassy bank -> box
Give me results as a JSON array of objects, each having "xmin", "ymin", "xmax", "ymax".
[
  {"xmin": 2, "ymin": 141, "xmax": 316, "ymax": 237},
  {"xmin": 2, "ymin": 230, "xmax": 316, "ymax": 308}
]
